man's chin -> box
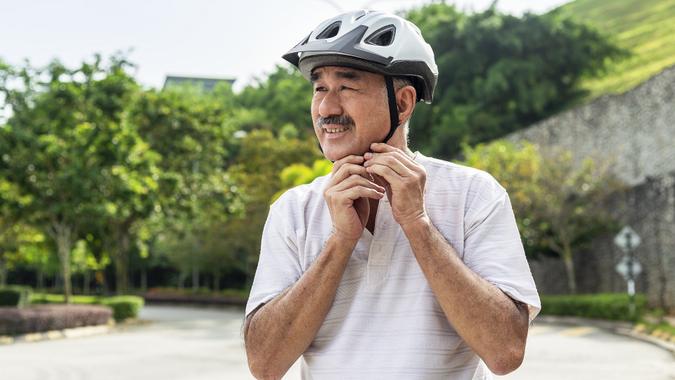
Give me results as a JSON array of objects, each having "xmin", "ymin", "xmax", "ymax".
[{"xmin": 323, "ymin": 146, "xmax": 368, "ymax": 162}]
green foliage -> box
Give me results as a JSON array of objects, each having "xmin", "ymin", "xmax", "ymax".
[
  {"xmin": 540, "ymin": 293, "xmax": 647, "ymax": 322},
  {"xmin": 404, "ymin": 3, "xmax": 627, "ymax": 158},
  {"xmin": 237, "ymin": 65, "xmax": 313, "ymax": 137},
  {"xmin": 221, "ymin": 130, "xmax": 320, "ymax": 285},
  {"xmin": 462, "ymin": 140, "xmax": 624, "ymax": 293},
  {"xmin": 0, "ymin": 54, "xmax": 149, "ymax": 301},
  {"xmin": 30, "ymin": 293, "xmax": 102, "ymax": 304},
  {"xmin": 0, "ymin": 285, "xmax": 32, "ymax": 307},
  {"xmin": 555, "ymin": 0, "xmax": 675, "ymax": 98},
  {"xmin": 273, "ymin": 159, "xmax": 332, "ymax": 202},
  {"xmin": 100, "ymin": 295, "xmax": 144, "ymax": 321}
]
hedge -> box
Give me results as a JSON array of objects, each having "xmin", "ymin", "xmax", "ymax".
[
  {"xmin": 540, "ymin": 293, "xmax": 647, "ymax": 322},
  {"xmin": 0, "ymin": 286, "xmax": 33, "ymax": 307},
  {"xmin": 0, "ymin": 304, "xmax": 112, "ymax": 335},
  {"xmin": 100, "ymin": 296, "xmax": 144, "ymax": 321},
  {"xmin": 143, "ymin": 287, "xmax": 249, "ymax": 306},
  {"xmin": 31, "ymin": 293, "xmax": 144, "ymax": 322}
]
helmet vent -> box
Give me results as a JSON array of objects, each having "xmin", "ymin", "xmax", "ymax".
[
  {"xmin": 365, "ymin": 25, "xmax": 396, "ymax": 46},
  {"xmin": 316, "ymin": 21, "xmax": 341, "ymax": 39}
]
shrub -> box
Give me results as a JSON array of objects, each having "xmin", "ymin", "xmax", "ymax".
[
  {"xmin": 540, "ymin": 293, "xmax": 647, "ymax": 322},
  {"xmin": 0, "ymin": 305, "xmax": 112, "ymax": 335},
  {"xmin": 30, "ymin": 293, "xmax": 101, "ymax": 305},
  {"xmin": 0, "ymin": 286, "xmax": 33, "ymax": 307},
  {"xmin": 30, "ymin": 293, "xmax": 144, "ymax": 322},
  {"xmin": 100, "ymin": 296, "xmax": 144, "ymax": 322}
]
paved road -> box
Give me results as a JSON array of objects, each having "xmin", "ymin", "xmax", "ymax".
[{"xmin": 0, "ymin": 305, "xmax": 673, "ymax": 380}]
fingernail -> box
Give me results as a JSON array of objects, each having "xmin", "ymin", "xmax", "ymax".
[{"xmin": 364, "ymin": 152, "xmax": 372, "ymax": 159}]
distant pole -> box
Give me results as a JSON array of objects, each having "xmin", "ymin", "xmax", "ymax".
[{"xmin": 626, "ymin": 233, "xmax": 635, "ymax": 319}]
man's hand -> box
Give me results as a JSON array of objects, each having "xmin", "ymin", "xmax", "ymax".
[
  {"xmin": 324, "ymin": 154, "xmax": 385, "ymax": 242},
  {"xmin": 363, "ymin": 143, "xmax": 428, "ymax": 228}
]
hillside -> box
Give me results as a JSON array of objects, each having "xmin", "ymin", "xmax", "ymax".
[{"xmin": 554, "ymin": 0, "xmax": 675, "ymax": 99}]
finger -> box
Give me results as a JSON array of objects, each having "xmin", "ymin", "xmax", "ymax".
[
  {"xmin": 328, "ymin": 163, "xmax": 369, "ymax": 188},
  {"xmin": 332, "ymin": 155, "xmax": 364, "ymax": 175},
  {"xmin": 332, "ymin": 174, "xmax": 385, "ymax": 193},
  {"xmin": 364, "ymin": 153, "xmax": 414, "ymax": 177},
  {"xmin": 365, "ymin": 163, "xmax": 402, "ymax": 186},
  {"xmin": 369, "ymin": 142, "xmax": 397, "ymax": 153},
  {"xmin": 337, "ymin": 186, "xmax": 385, "ymax": 202},
  {"xmin": 367, "ymin": 144, "xmax": 419, "ymax": 171}
]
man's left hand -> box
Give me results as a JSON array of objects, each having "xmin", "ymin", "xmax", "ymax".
[{"xmin": 363, "ymin": 142, "xmax": 428, "ymax": 228}]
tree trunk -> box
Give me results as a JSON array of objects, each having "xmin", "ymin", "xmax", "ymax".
[
  {"xmin": 212, "ymin": 269, "xmax": 220, "ymax": 291},
  {"xmin": 192, "ymin": 265, "xmax": 199, "ymax": 291},
  {"xmin": 178, "ymin": 271, "xmax": 187, "ymax": 290},
  {"xmin": 0, "ymin": 257, "xmax": 7, "ymax": 287},
  {"xmin": 51, "ymin": 222, "xmax": 74, "ymax": 304},
  {"xmin": 562, "ymin": 245, "xmax": 577, "ymax": 294},
  {"xmin": 83, "ymin": 271, "xmax": 91, "ymax": 295},
  {"xmin": 141, "ymin": 267, "xmax": 147, "ymax": 292},
  {"xmin": 113, "ymin": 228, "xmax": 131, "ymax": 295},
  {"xmin": 37, "ymin": 268, "xmax": 44, "ymax": 292}
]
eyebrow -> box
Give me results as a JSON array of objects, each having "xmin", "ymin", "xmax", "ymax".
[{"xmin": 310, "ymin": 69, "xmax": 362, "ymax": 83}]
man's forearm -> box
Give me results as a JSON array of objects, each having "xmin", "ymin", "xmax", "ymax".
[
  {"xmin": 401, "ymin": 216, "xmax": 529, "ymax": 376},
  {"xmin": 245, "ymin": 234, "xmax": 356, "ymax": 379}
]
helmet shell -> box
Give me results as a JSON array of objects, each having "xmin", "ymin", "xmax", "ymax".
[{"xmin": 283, "ymin": 10, "xmax": 438, "ymax": 103}]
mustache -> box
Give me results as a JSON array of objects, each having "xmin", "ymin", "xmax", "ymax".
[{"xmin": 316, "ymin": 115, "xmax": 354, "ymax": 128}]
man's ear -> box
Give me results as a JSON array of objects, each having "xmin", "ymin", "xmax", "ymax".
[{"xmin": 396, "ymin": 85, "xmax": 416, "ymax": 124}]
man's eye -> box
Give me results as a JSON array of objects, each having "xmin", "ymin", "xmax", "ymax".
[
  {"xmin": 314, "ymin": 86, "xmax": 327, "ymax": 92},
  {"xmin": 340, "ymin": 85, "xmax": 354, "ymax": 91}
]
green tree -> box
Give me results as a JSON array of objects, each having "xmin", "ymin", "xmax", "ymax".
[
  {"xmin": 0, "ymin": 55, "xmax": 152, "ymax": 301},
  {"xmin": 272, "ymin": 159, "xmax": 332, "ymax": 202},
  {"xmin": 224, "ymin": 129, "xmax": 320, "ymax": 286},
  {"xmin": 405, "ymin": 3, "xmax": 628, "ymax": 158},
  {"xmin": 236, "ymin": 65, "xmax": 313, "ymax": 137},
  {"xmin": 463, "ymin": 140, "xmax": 624, "ymax": 293},
  {"xmin": 131, "ymin": 84, "xmax": 245, "ymax": 290}
]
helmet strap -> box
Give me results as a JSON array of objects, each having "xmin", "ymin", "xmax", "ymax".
[{"xmin": 381, "ymin": 75, "xmax": 400, "ymax": 144}]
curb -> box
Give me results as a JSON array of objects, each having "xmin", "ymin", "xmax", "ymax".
[
  {"xmin": 0, "ymin": 318, "xmax": 156, "ymax": 346},
  {"xmin": 535, "ymin": 315, "xmax": 675, "ymax": 355},
  {"xmin": 0, "ymin": 323, "xmax": 112, "ymax": 345}
]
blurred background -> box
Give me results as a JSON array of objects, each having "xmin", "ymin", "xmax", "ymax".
[{"xmin": 0, "ymin": 0, "xmax": 674, "ymax": 379}]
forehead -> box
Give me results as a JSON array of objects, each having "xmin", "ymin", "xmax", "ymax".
[{"xmin": 310, "ymin": 66, "xmax": 381, "ymax": 83}]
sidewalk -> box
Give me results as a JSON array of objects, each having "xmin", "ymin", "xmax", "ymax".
[{"xmin": 535, "ymin": 315, "xmax": 675, "ymax": 355}]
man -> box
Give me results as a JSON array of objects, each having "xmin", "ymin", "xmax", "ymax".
[{"xmin": 244, "ymin": 10, "xmax": 540, "ymax": 379}]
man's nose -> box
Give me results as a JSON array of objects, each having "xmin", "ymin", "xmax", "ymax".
[{"xmin": 318, "ymin": 89, "xmax": 343, "ymax": 118}]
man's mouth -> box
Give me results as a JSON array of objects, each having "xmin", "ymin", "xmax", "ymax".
[{"xmin": 323, "ymin": 126, "xmax": 350, "ymax": 133}]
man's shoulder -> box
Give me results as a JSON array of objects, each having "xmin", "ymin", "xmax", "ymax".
[{"xmin": 417, "ymin": 152, "xmax": 503, "ymax": 192}]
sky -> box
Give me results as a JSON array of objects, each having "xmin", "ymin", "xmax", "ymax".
[{"xmin": 0, "ymin": 0, "xmax": 570, "ymax": 91}]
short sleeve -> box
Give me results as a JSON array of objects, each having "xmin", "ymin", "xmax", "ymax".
[
  {"xmin": 244, "ymin": 204, "xmax": 302, "ymax": 318},
  {"xmin": 463, "ymin": 175, "xmax": 541, "ymax": 323}
]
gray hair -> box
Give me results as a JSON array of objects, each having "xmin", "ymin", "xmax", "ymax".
[{"xmin": 391, "ymin": 76, "xmax": 414, "ymax": 141}]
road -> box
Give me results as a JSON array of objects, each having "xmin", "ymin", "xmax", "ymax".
[{"xmin": 0, "ymin": 305, "xmax": 672, "ymax": 380}]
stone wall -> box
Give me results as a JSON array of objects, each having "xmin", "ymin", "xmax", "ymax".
[
  {"xmin": 507, "ymin": 65, "xmax": 675, "ymax": 310},
  {"xmin": 507, "ymin": 65, "xmax": 675, "ymax": 187}
]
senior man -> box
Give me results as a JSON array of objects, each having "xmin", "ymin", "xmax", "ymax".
[{"xmin": 244, "ymin": 10, "xmax": 541, "ymax": 380}]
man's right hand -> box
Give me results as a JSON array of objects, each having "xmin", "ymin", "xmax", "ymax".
[{"xmin": 323, "ymin": 155, "xmax": 385, "ymax": 242}]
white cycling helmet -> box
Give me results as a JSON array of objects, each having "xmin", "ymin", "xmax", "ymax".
[{"xmin": 283, "ymin": 10, "xmax": 438, "ymax": 143}]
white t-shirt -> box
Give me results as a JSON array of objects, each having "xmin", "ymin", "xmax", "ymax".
[{"xmin": 245, "ymin": 151, "xmax": 541, "ymax": 379}]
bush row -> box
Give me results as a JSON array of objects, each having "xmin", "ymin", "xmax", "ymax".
[
  {"xmin": 144, "ymin": 287, "xmax": 248, "ymax": 306},
  {"xmin": 540, "ymin": 293, "xmax": 647, "ymax": 322},
  {"xmin": 0, "ymin": 286, "xmax": 33, "ymax": 307},
  {"xmin": 30, "ymin": 292, "xmax": 144, "ymax": 322},
  {"xmin": 0, "ymin": 304, "xmax": 112, "ymax": 335}
]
